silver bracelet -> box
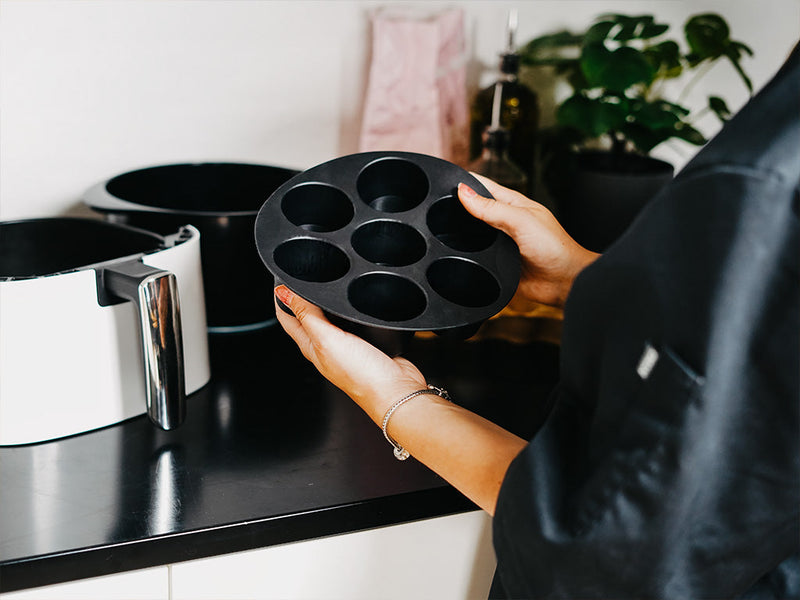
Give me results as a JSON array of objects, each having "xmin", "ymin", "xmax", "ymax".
[{"xmin": 381, "ymin": 384, "xmax": 450, "ymax": 461}]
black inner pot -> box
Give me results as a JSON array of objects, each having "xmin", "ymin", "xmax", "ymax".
[
  {"xmin": 86, "ymin": 163, "xmax": 299, "ymax": 331},
  {"xmin": 255, "ymin": 151, "xmax": 521, "ymax": 356},
  {"xmin": 105, "ymin": 163, "xmax": 298, "ymax": 214},
  {"xmin": 0, "ymin": 218, "xmax": 163, "ymax": 279}
]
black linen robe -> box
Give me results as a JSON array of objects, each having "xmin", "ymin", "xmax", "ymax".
[{"xmin": 493, "ymin": 45, "xmax": 800, "ymax": 599}]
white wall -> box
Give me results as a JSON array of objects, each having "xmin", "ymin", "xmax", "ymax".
[{"xmin": 1, "ymin": 0, "xmax": 798, "ymax": 220}]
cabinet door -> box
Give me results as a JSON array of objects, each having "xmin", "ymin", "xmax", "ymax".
[
  {"xmin": 0, "ymin": 567, "xmax": 168, "ymax": 600},
  {"xmin": 172, "ymin": 510, "xmax": 495, "ymax": 600}
]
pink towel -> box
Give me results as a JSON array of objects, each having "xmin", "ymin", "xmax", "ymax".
[{"xmin": 359, "ymin": 8, "xmax": 468, "ymax": 165}]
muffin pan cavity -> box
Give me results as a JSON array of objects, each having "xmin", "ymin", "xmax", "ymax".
[
  {"xmin": 272, "ymin": 238, "xmax": 350, "ymax": 283},
  {"xmin": 427, "ymin": 258, "xmax": 500, "ymax": 308},
  {"xmin": 255, "ymin": 151, "xmax": 520, "ymax": 347},
  {"xmin": 427, "ymin": 195, "xmax": 498, "ymax": 252},
  {"xmin": 281, "ymin": 183, "xmax": 353, "ymax": 232},
  {"xmin": 348, "ymin": 273, "xmax": 427, "ymax": 322},
  {"xmin": 356, "ymin": 158, "xmax": 429, "ymax": 213},
  {"xmin": 351, "ymin": 220, "xmax": 426, "ymax": 267}
]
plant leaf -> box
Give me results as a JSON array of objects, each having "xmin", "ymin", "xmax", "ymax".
[
  {"xmin": 610, "ymin": 15, "xmax": 643, "ymax": 42},
  {"xmin": 564, "ymin": 63, "xmax": 590, "ymax": 91},
  {"xmin": 592, "ymin": 14, "xmax": 671, "ymax": 41},
  {"xmin": 731, "ymin": 40, "xmax": 755, "ymax": 58},
  {"xmin": 556, "ymin": 94, "xmax": 627, "ymax": 138},
  {"xmin": 724, "ymin": 46, "xmax": 754, "ymax": 93},
  {"xmin": 619, "ymin": 122, "xmax": 671, "ymax": 153},
  {"xmin": 585, "ymin": 20, "xmax": 616, "ymax": 43},
  {"xmin": 673, "ymin": 122, "xmax": 708, "ymax": 145},
  {"xmin": 685, "ymin": 13, "xmax": 730, "ymax": 60},
  {"xmin": 640, "ymin": 22, "xmax": 670, "ymax": 39},
  {"xmin": 685, "ymin": 51, "xmax": 703, "ymax": 68},
  {"xmin": 653, "ymin": 99, "xmax": 691, "ymax": 118},
  {"xmin": 556, "ymin": 95, "xmax": 596, "ymax": 136},
  {"xmin": 644, "ymin": 41, "xmax": 682, "ymax": 78},
  {"xmin": 581, "ymin": 43, "xmax": 655, "ymax": 92},
  {"xmin": 708, "ymin": 96, "xmax": 733, "ymax": 121},
  {"xmin": 630, "ymin": 100, "xmax": 683, "ymax": 129},
  {"xmin": 521, "ymin": 55, "xmax": 579, "ymax": 69},
  {"xmin": 602, "ymin": 14, "xmax": 669, "ymax": 41},
  {"xmin": 519, "ymin": 30, "xmax": 583, "ymax": 64},
  {"xmin": 685, "ymin": 13, "xmax": 753, "ymax": 93}
]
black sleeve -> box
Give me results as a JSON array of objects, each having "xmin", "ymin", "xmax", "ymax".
[{"xmin": 492, "ymin": 44, "xmax": 800, "ymax": 599}]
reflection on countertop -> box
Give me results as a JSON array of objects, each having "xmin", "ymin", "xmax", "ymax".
[{"xmin": 0, "ymin": 323, "xmax": 559, "ymax": 593}]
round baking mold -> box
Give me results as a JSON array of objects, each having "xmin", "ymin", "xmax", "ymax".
[{"xmin": 254, "ymin": 151, "xmax": 520, "ymax": 337}]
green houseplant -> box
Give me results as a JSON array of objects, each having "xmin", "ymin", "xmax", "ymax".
[{"xmin": 519, "ymin": 13, "xmax": 753, "ymax": 250}]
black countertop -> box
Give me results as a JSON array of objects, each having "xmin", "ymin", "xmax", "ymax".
[{"xmin": 0, "ymin": 325, "xmax": 559, "ymax": 593}]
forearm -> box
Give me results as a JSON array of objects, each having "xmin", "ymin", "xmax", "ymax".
[
  {"xmin": 273, "ymin": 286, "xmax": 528, "ymax": 515},
  {"xmin": 362, "ymin": 392, "xmax": 528, "ymax": 516}
]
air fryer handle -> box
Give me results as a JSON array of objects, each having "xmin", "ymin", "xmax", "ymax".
[{"xmin": 102, "ymin": 260, "xmax": 186, "ymax": 430}]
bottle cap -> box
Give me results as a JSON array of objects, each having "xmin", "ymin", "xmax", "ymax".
[{"xmin": 499, "ymin": 53, "xmax": 520, "ymax": 75}]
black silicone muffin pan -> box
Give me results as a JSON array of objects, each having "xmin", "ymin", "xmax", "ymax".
[{"xmin": 254, "ymin": 151, "xmax": 520, "ymax": 351}]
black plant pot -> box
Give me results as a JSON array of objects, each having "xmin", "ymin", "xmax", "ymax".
[{"xmin": 550, "ymin": 151, "xmax": 674, "ymax": 252}]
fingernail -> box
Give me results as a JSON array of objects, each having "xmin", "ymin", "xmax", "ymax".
[
  {"xmin": 275, "ymin": 285, "xmax": 293, "ymax": 304},
  {"xmin": 274, "ymin": 285, "xmax": 296, "ymax": 317},
  {"xmin": 458, "ymin": 182, "xmax": 477, "ymax": 199}
]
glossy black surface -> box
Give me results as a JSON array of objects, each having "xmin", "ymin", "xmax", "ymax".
[{"xmin": 0, "ymin": 326, "xmax": 558, "ymax": 592}]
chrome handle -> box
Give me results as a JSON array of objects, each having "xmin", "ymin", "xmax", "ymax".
[{"xmin": 101, "ymin": 261, "xmax": 186, "ymax": 430}]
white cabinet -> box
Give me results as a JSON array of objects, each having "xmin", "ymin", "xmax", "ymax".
[
  {"xmin": 0, "ymin": 566, "xmax": 168, "ymax": 600},
  {"xmin": 1, "ymin": 511, "xmax": 495, "ymax": 600},
  {"xmin": 172, "ymin": 510, "xmax": 496, "ymax": 600}
]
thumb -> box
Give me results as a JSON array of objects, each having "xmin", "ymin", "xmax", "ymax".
[
  {"xmin": 275, "ymin": 285, "xmax": 329, "ymax": 332},
  {"xmin": 457, "ymin": 182, "xmax": 526, "ymax": 238},
  {"xmin": 274, "ymin": 284, "xmax": 332, "ymax": 344}
]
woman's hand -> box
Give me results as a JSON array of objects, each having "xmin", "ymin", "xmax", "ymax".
[
  {"xmin": 274, "ymin": 285, "xmax": 427, "ymax": 424},
  {"xmin": 458, "ymin": 175, "xmax": 600, "ymax": 309},
  {"xmin": 274, "ymin": 284, "xmax": 527, "ymax": 516}
]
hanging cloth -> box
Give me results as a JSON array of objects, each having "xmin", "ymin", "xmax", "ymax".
[{"xmin": 359, "ymin": 7, "xmax": 468, "ymax": 165}]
